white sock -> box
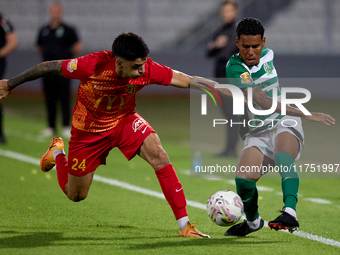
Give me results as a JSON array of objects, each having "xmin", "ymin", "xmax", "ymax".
[
  {"xmin": 283, "ymin": 207, "xmax": 297, "ymax": 219},
  {"xmin": 178, "ymin": 216, "xmax": 190, "ymax": 231},
  {"xmin": 247, "ymin": 216, "xmax": 262, "ymax": 229},
  {"xmin": 53, "ymin": 149, "xmax": 65, "ymax": 160}
]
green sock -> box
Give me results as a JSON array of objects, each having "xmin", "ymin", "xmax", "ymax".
[
  {"xmin": 275, "ymin": 152, "xmax": 300, "ymax": 211},
  {"xmin": 235, "ymin": 176, "xmax": 259, "ymax": 221}
]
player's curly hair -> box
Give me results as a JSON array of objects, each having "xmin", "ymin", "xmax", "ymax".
[
  {"xmin": 112, "ymin": 32, "xmax": 150, "ymax": 60},
  {"xmin": 236, "ymin": 17, "xmax": 265, "ymax": 39}
]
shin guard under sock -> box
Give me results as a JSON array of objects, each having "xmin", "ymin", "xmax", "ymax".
[
  {"xmin": 235, "ymin": 176, "xmax": 259, "ymax": 221},
  {"xmin": 55, "ymin": 154, "xmax": 69, "ymax": 194},
  {"xmin": 155, "ymin": 164, "xmax": 187, "ymax": 220},
  {"xmin": 275, "ymin": 152, "xmax": 299, "ymax": 211}
]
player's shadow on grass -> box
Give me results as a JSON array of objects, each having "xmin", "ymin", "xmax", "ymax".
[
  {"xmin": 0, "ymin": 231, "xmax": 63, "ymax": 249},
  {"xmin": 0, "ymin": 231, "xmax": 111, "ymax": 249},
  {"xmin": 127, "ymin": 237, "xmax": 283, "ymax": 250}
]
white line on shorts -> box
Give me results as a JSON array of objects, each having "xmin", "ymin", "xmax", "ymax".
[{"xmin": 0, "ymin": 148, "xmax": 339, "ymax": 248}]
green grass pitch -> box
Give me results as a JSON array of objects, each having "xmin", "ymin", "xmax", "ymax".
[{"xmin": 0, "ymin": 95, "xmax": 339, "ymax": 254}]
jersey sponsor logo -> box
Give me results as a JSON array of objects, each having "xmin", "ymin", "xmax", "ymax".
[
  {"xmin": 264, "ymin": 62, "xmax": 273, "ymax": 75},
  {"xmin": 132, "ymin": 118, "xmax": 147, "ymax": 132},
  {"xmin": 67, "ymin": 59, "xmax": 78, "ymax": 73},
  {"xmin": 94, "ymin": 95, "xmax": 124, "ymax": 110},
  {"xmin": 240, "ymin": 72, "xmax": 253, "ymax": 85}
]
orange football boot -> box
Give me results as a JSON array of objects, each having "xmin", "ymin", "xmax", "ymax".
[
  {"xmin": 40, "ymin": 137, "xmax": 64, "ymax": 172},
  {"xmin": 179, "ymin": 223, "xmax": 210, "ymax": 238}
]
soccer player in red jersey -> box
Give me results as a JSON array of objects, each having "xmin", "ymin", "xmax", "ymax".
[{"xmin": 0, "ymin": 33, "xmax": 218, "ymax": 238}]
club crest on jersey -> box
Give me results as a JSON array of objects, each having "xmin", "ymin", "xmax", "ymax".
[
  {"xmin": 132, "ymin": 118, "xmax": 147, "ymax": 132},
  {"xmin": 67, "ymin": 59, "xmax": 78, "ymax": 73},
  {"xmin": 126, "ymin": 85, "xmax": 138, "ymax": 94},
  {"xmin": 240, "ymin": 72, "xmax": 253, "ymax": 85},
  {"xmin": 55, "ymin": 26, "xmax": 65, "ymax": 38},
  {"xmin": 264, "ymin": 62, "xmax": 272, "ymax": 75}
]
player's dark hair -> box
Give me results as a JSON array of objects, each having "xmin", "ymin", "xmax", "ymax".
[
  {"xmin": 112, "ymin": 32, "xmax": 150, "ymax": 60},
  {"xmin": 221, "ymin": 0, "xmax": 238, "ymax": 9},
  {"xmin": 236, "ymin": 17, "xmax": 265, "ymax": 39}
]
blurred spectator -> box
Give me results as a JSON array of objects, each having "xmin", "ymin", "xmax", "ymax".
[
  {"xmin": 0, "ymin": 12, "xmax": 18, "ymax": 144},
  {"xmin": 36, "ymin": 2, "xmax": 82, "ymax": 137},
  {"xmin": 206, "ymin": 0, "xmax": 239, "ymax": 157}
]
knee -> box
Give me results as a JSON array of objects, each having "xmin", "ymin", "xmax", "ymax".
[
  {"xmin": 151, "ymin": 147, "xmax": 170, "ymax": 170},
  {"xmin": 140, "ymin": 133, "xmax": 170, "ymax": 169},
  {"xmin": 240, "ymin": 176, "xmax": 260, "ymax": 182},
  {"xmin": 67, "ymin": 191, "xmax": 88, "ymax": 202},
  {"xmin": 237, "ymin": 171, "xmax": 260, "ymax": 182}
]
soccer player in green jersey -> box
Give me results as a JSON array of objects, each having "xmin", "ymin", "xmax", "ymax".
[{"xmin": 216, "ymin": 17, "xmax": 335, "ymax": 236}]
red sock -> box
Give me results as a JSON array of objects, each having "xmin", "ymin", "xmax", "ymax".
[
  {"xmin": 155, "ymin": 164, "xmax": 188, "ymax": 220},
  {"xmin": 55, "ymin": 154, "xmax": 69, "ymax": 194}
]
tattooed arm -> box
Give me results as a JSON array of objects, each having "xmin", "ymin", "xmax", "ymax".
[
  {"xmin": 248, "ymin": 86, "xmax": 335, "ymax": 125},
  {"xmin": 0, "ymin": 60, "xmax": 63, "ymax": 100},
  {"xmin": 7, "ymin": 60, "xmax": 63, "ymax": 90}
]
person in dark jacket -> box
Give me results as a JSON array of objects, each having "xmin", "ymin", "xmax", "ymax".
[{"xmin": 207, "ymin": 0, "xmax": 239, "ymax": 157}]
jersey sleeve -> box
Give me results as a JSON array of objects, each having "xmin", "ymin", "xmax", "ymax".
[
  {"xmin": 36, "ymin": 26, "xmax": 45, "ymax": 47},
  {"xmin": 226, "ymin": 62, "xmax": 256, "ymax": 89},
  {"xmin": 68, "ymin": 26, "xmax": 80, "ymax": 45},
  {"xmin": 62, "ymin": 53, "xmax": 97, "ymax": 81},
  {"xmin": 36, "ymin": 29, "xmax": 42, "ymax": 46},
  {"xmin": 147, "ymin": 58, "xmax": 173, "ymax": 85},
  {"xmin": 0, "ymin": 18, "xmax": 14, "ymax": 34}
]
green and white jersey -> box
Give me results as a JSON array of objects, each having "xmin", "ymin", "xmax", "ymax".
[{"xmin": 226, "ymin": 47, "xmax": 283, "ymax": 140}]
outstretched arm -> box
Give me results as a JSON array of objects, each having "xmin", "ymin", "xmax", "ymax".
[
  {"xmin": 0, "ymin": 60, "xmax": 63, "ymax": 100},
  {"xmin": 250, "ymin": 86, "xmax": 335, "ymax": 126},
  {"xmin": 169, "ymin": 70, "xmax": 233, "ymax": 99},
  {"xmin": 8, "ymin": 60, "xmax": 63, "ymax": 90}
]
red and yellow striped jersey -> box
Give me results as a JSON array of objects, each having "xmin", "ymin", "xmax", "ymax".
[{"xmin": 62, "ymin": 51, "xmax": 173, "ymax": 132}]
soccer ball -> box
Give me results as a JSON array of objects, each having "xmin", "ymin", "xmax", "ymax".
[{"xmin": 206, "ymin": 190, "xmax": 244, "ymax": 226}]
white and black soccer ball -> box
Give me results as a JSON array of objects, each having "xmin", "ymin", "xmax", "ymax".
[{"xmin": 206, "ymin": 190, "xmax": 244, "ymax": 226}]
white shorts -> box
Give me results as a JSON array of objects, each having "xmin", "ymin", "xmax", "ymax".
[{"xmin": 243, "ymin": 116, "xmax": 304, "ymax": 161}]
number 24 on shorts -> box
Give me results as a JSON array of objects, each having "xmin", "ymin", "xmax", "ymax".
[{"xmin": 71, "ymin": 158, "xmax": 86, "ymax": 171}]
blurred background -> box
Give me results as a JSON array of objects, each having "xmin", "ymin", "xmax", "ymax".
[
  {"xmin": 1, "ymin": 0, "xmax": 340, "ymax": 93},
  {"xmin": 0, "ymin": 0, "xmax": 339, "ymax": 166}
]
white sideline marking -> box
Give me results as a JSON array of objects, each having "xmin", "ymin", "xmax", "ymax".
[
  {"xmin": 304, "ymin": 198, "xmax": 332, "ymax": 204},
  {"xmin": 6, "ymin": 129, "xmax": 46, "ymax": 143},
  {"xmin": 180, "ymin": 171, "xmax": 271, "ymax": 192},
  {"xmin": 0, "ymin": 148, "xmax": 41, "ymax": 165},
  {"xmin": 180, "ymin": 170, "xmax": 223, "ymax": 180},
  {"xmin": 181, "ymin": 170, "xmax": 326, "ymax": 201},
  {"xmin": 256, "ymin": 186, "xmax": 274, "ymax": 192},
  {"xmin": 93, "ymin": 175, "xmax": 206, "ymax": 210},
  {"xmin": 0, "ymin": 148, "xmax": 339, "ymax": 248},
  {"xmin": 226, "ymin": 180, "xmax": 236, "ymax": 185}
]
